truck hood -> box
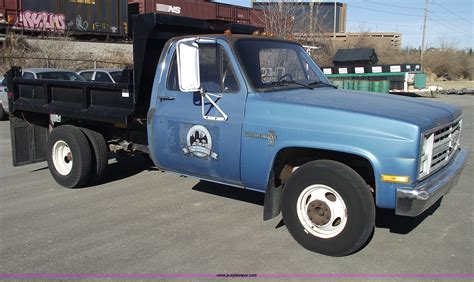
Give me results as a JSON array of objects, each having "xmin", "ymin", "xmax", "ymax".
[{"xmin": 258, "ymin": 88, "xmax": 462, "ymax": 131}]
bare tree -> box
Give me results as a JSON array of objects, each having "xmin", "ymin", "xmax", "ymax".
[
  {"xmin": 254, "ymin": 1, "xmax": 334, "ymax": 66},
  {"xmin": 436, "ymin": 36, "xmax": 458, "ymax": 52},
  {"xmin": 255, "ymin": 1, "xmax": 328, "ymax": 39},
  {"xmin": 254, "ymin": 1, "xmax": 296, "ymax": 39}
]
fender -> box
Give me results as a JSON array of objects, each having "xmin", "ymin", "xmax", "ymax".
[{"xmin": 262, "ymin": 143, "xmax": 382, "ymax": 221}]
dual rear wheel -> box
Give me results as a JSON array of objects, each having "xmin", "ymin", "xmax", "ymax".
[{"xmin": 46, "ymin": 125, "xmax": 108, "ymax": 188}]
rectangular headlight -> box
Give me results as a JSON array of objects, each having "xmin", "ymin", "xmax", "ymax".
[{"xmin": 418, "ymin": 133, "xmax": 434, "ymax": 179}]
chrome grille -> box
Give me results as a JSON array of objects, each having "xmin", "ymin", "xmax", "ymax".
[{"xmin": 430, "ymin": 119, "xmax": 462, "ymax": 173}]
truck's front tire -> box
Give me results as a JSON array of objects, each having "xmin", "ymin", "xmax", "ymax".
[
  {"xmin": 281, "ymin": 160, "xmax": 375, "ymax": 256},
  {"xmin": 47, "ymin": 125, "xmax": 92, "ymax": 188}
]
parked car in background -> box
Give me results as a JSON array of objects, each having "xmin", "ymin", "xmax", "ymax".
[
  {"xmin": 0, "ymin": 75, "xmax": 9, "ymax": 120},
  {"xmin": 22, "ymin": 68, "xmax": 87, "ymax": 81},
  {"xmin": 78, "ymin": 68, "xmax": 123, "ymax": 83}
]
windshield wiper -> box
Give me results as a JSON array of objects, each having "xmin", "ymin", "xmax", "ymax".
[
  {"xmin": 308, "ymin": 81, "xmax": 338, "ymax": 89},
  {"xmin": 274, "ymin": 80, "xmax": 314, "ymax": 90}
]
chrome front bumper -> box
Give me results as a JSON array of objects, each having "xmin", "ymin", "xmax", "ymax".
[{"xmin": 396, "ymin": 148, "xmax": 469, "ymax": 217}]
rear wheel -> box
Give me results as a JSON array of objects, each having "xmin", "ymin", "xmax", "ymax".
[
  {"xmin": 79, "ymin": 127, "xmax": 108, "ymax": 183},
  {"xmin": 281, "ymin": 160, "xmax": 375, "ymax": 256},
  {"xmin": 46, "ymin": 125, "xmax": 92, "ymax": 188}
]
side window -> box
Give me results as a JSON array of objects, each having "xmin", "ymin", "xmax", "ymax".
[
  {"xmin": 80, "ymin": 71, "xmax": 94, "ymax": 81},
  {"xmin": 95, "ymin": 72, "xmax": 113, "ymax": 83},
  {"xmin": 22, "ymin": 72, "xmax": 35, "ymax": 79},
  {"xmin": 167, "ymin": 55, "xmax": 179, "ymax": 91},
  {"xmin": 167, "ymin": 44, "xmax": 239, "ymax": 93}
]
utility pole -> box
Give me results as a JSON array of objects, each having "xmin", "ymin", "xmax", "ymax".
[
  {"xmin": 333, "ymin": 1, "xmax": 337, "ymax": 39},
  {"xmin": 310, "ymin": 1, "xmax": 314, "ymax": 34},
  {"xmin": 420, "ymin": 0, "xmax": 429, "ymax": 64}
]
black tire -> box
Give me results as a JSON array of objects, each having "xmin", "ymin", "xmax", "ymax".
[
  {"xmin": 46, "ymin": 125, "xmax": 92, "ymax": 188},
  {"xmin": 142, "ymin": 153, "xmax": 156, "ymax": 168},
  {"xmin": 281, "ymin": 160, "xmax": 375, "ymax": 256},
  {"xmin": 79, "ymin": 127, "xmax": 108, "ymax": 183},
  {"xmin": 0, "ymin": 104, "xmax": 6, "ymax": 120}
]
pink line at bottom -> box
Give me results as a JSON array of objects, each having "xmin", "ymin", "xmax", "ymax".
[{"xmin": 0, "ymin": 273, "xmax": 473, "ymax": 279}]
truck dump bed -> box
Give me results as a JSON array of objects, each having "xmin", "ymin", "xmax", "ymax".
[{"xmin": 6, "ymin": 67, "xmax": 134, "ymax": 124}]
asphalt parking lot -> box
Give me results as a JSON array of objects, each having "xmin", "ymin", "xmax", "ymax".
[{"xmin": 0, "ymin": 94, "xmax": 472, "ymax": 276}]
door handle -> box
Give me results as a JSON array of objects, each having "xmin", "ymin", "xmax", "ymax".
[{"xmin": 157, "ymin": 95, "xmax": 176, "ymax": 101}]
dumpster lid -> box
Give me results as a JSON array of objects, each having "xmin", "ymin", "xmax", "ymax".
[{"xmin": 332, "ymin": 48, "xmax": 378, "ymax": 67}]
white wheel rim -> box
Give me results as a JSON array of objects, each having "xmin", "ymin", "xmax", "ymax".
[
  {"xmin": 52, "ymin": 140, "xmax": 73, "ymax": 176},
  {"xmin": 296, "ymin": 184, "xmax": 347, "ymax": 238}
]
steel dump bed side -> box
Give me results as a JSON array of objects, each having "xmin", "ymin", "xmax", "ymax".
[{"xmin": 7, "ymin": 68, "xmax": 134, "ymax": 124}]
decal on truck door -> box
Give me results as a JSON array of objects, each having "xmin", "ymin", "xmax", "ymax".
[{"xmin": 182, "ymin": 125, "xmax": 218, "ymax": 160}]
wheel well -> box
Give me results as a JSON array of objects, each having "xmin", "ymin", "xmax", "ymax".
[
  {"xmin": 271, "ymin": 147, "xmax": 376, "ymax": 192},
  {"xmin": 59, "ymin": 121, "xmax": 111, "ymax": 139}
]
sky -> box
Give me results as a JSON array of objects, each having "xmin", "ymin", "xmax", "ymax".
[{"xmin": 214, "ymin": 0, "xmax": 473, "ymax": 49}]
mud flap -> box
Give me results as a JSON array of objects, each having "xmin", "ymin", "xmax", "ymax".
[
  {"xmin": 10, "ymin": 113, "xmax": 49, "ymax": 166},
  {"xmin": 263, "ymin": 184, "xmax": 283, "ymax": 221}
]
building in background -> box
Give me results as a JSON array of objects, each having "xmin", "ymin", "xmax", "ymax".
[
  {"xmin": 295, "ymin": 32, "xmax": 402, "ymax": 49},
  {"xmin": 252, "ymin": 0, "xmax": 347, "ymax": 33},
  {"xmin": 253, "ymin": 1, "xmax": 401, "ymax": 49}
]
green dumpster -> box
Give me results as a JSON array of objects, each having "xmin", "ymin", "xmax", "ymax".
[
  {"xmin": 372, "ymin": 81, "xmax": 382, "ymax": 93},
  {"xmin": 353, "ymin": 80, "xmax": 360, "ymax": 90},
  {"xmin": 359, "ymin": 80, "xmax": 370, "ymax": 91},
  {"xmin": 414, "ymin": 73, "xmax": 427, "ymax": 89},
  {"xmin": 331, "ymin": 80, "xmax": 344, "ymax": 89},
  {"xmin": 381, "ymin": 80, "xmax": 390, "ymax": 93},
  {"xmin": 343, "ymin": 80, "xmax": 354, "ymax": 90}
]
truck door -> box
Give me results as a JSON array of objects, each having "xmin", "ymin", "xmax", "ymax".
[{"xmin": 153, "ymin": 41, "xmax": 246, "ymax": 184}]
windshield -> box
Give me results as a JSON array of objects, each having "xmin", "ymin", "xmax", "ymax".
[
  {"xmin": 235, "ymin": 39, "xmax": 330, "ymax": 92},
  {"xmin": 37, "ymin": 72, "xmax": 86, "ymax": 81},
  {"xmin": 110, "ymin": 71, "xmax": 123, "ymax": 83}
]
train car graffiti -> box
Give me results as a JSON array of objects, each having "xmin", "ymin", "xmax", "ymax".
[
  {"xmin": 75, "ymin": 15, "xmax": 88, "ymax": 31},
  {"xmin": 14, "ymin": 11, "xmax": 66, "ymax": 32}
]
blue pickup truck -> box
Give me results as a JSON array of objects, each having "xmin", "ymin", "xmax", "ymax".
[{"xmin": 6, "ymin": 14, "xmax": 469, "ymax": 256}]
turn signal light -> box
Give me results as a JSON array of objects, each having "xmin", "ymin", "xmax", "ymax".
[{"xmin": 381, "ymin": 174, "xmax": 410, "ymax": 184}]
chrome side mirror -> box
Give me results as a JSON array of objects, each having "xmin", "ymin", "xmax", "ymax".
[{"xmin": 176, "ymin": 40, "xmax": 200, "ymax": 92}]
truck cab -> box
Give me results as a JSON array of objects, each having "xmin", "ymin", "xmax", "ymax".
[{"xmin": 148, "ymin": 34, "xmax": 469, "ymax": 256}]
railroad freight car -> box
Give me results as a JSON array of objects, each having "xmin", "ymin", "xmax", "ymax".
[
  {"xmin": 0, "ymin": 0, "xmax": 19, "ymax": 25},
  {"xmin": 0, "ymin": 0, "xmax": 128, "ymax": 38},
  {"xmin": 127, "ymin": 0, "xmax": 264, "ymax": 27}
]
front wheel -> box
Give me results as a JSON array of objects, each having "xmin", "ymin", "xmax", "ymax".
[{"xmin": 281, "ymin": 160, "xmax": 375, "ymax": 256}]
